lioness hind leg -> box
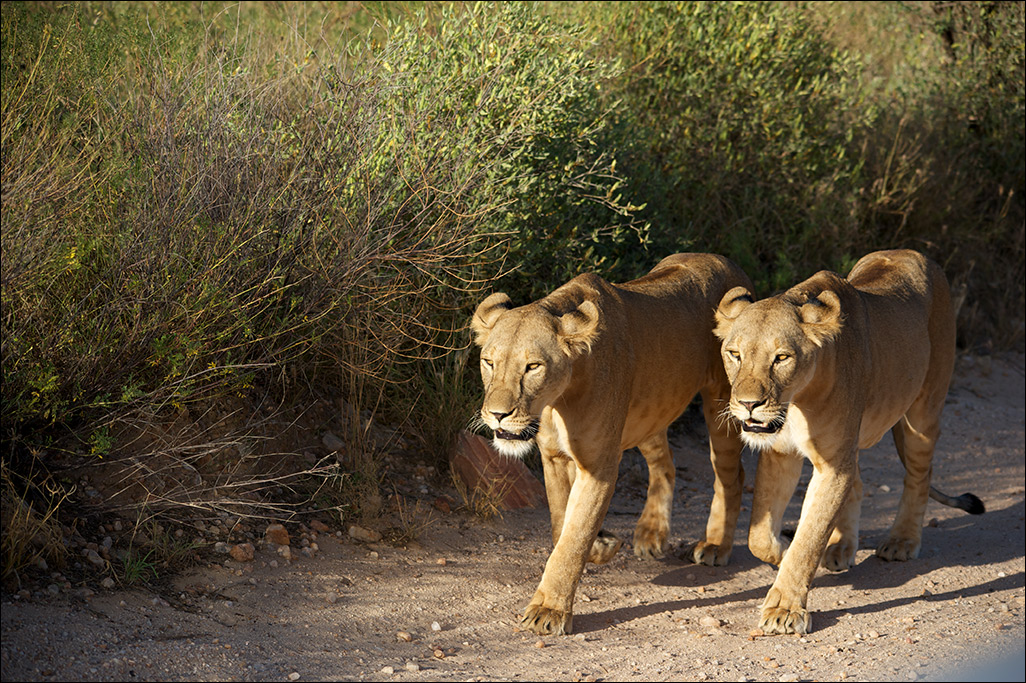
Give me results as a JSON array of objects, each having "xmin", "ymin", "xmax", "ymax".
[
  {"xmin": 632, "ymin": 432, "xmax": 674, "ymax": 559},
  {"xmin": 877, "ymin": 417, "xmax": 937, "ymax": 561},
  {"xmin": 688, "ymin": 386, "xmax": 745, "ymax": 566},
  {"xmin": 822, "ymin": 462, "xmax": 862, "ymax": 571}
]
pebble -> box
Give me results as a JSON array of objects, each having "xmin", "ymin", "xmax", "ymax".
[
  {"xmin": 431, "ymin": 621, "xmax": 441, "ymax": 631},
  {"xmin": 381, "ymin": 666, "xmax": 395, "ymax": 675},
  {"xmin": 288, "ymin": 673, "xmax": 300, "ymax": 681},
  {"xmin": 405, "ymin": 662, "xmax": 420, "ymax": 672},
  {"xmin": 310, "ymin": 519, "xmax": 331, "ymax": 533},
  {"xmin": 214, "ymin": 542, "xmax": 230, "ymax": 555},
  {"xmin": 265, "ymin": 524, "xmax": 290, "ymax": 546},
  {"xmin": 230, "ymin": 543, "xmax": 255, "ymax": 562},
  {"xmin": 396, "ymin": 631, "xmax": 412, "ymax": 642},
  {"xmin": 349, "ymin": 525, "xmax": 383, "ymax": 543},
  {"xmin": 101, "ymin": 577, "xmax": 116, "ymax": 589},
  {"xmin": 699, "ymin": 616, "xmax": 721, "ymax": 629},
  {"xmin": 82, "ymin": 548, "xmax": 105, "ymax": 568},
  {"xmin": 779, "ymin": 675, "xmax": 800, "ymax": 682}
]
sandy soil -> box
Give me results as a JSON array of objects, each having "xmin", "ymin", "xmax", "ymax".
[{"xmin": 2, "ymin": 352, "xmax": 1024, "ymax": 682}]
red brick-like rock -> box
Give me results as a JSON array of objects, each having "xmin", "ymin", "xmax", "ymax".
[{"xmin": 450, "ymin": 431, "xmax": 546, "ymax": 510}]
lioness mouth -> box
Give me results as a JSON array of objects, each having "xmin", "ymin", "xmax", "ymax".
[
  {"xmin": 495, "ymin": 428, "xmax": 533, "ymax": 442},
  {"xmin": 743, "ymin": 419, "xmax": 783, "ymax": 434}
]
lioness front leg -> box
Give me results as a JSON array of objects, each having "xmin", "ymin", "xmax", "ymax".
[
  {"xmin": 522, "ymin": 466, "xmax": 617, "ymax": 636},
  {"xmin": 822, "ymin": 465, "xmax": 862, "ymax": 571},
  {"xmin": 759, "ymin": 461, "xmax": 856, "ymax": 635},
  {"xmin": 748, "ymin": 448, "xmax": 803, "ymax": 566},
  {"xmin": 689, "ymin": 386, "xmax": 746, "ymax": 566}
]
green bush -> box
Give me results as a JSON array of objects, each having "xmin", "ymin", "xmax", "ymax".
[{"xmin": 580, "ymin": 1, "xmax": 873, "ymax": 291}]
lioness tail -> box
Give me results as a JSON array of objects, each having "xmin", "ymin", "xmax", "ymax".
[{"xmin": 929, "ymin": 486, "xmax": 986, "ymax": 515}]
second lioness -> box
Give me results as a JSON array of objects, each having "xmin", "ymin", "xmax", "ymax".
[
  {"xmin": 714, "ymin": 249, "xmax": 984, "ymax": 635},
  {"xmin": 471, "ymin": 253, "xmax": 751, "ymax": 636}
]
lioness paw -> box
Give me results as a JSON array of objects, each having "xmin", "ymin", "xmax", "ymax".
[
  {"xmin": 632, "ymin": 526, "xmax": 667, "ymax": 560},
  {"xmin": 588, "ymin": 530, "xmax": 623, "ymax": 565},
  {"xmin": 876, "ymin": 537, "xmax": 921, "ymax": 562},
  {"xmin": 821, "ymin": 540, "xmax": 857, "ymax": 572},
  {"xmin": 522, "ymin": 604, "xmax": 573, "ymax": 636},
  {"xmin": 684, "ymin": 540, "xmax": 733, "ymax": 567},
  {"xmin": 759, "ymin": 587, "xmax": 811, "ymax": 635},
  {"xmin": 759, "ymin": 606, "xmax": 811, "ymax": 635}
]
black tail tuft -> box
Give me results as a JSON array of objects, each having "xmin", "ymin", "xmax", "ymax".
[
  {"xmin": 959, "ymin": 492, "xmax": 986, "ymax": 515},
  {"xmin": 930, "ymin": 486, "xmax": 986, "ymax": 514}
]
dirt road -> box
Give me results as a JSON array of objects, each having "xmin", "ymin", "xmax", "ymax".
[{"xmin": 2, "ymin": 353, "xmax": 1023, "ymax": 682}]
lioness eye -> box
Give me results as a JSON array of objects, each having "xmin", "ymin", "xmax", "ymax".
[
  {"xmin": 525, "ymin": 362, "xmax": 541, "ymax": 372},
  {"xmin": 482, "ymin": 359, "xmax": 493, "ymax": 369},
  {"xmin": 775, "ymin": 353, "xmax": 790, "ymax": 363},
  {"xmin": 727, "ymin": 350, "xmax": 741, "ymax": 362}
]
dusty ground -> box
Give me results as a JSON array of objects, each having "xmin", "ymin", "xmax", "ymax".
[{"xmin": 2, "ymin": 352, "xmax": 1024, "ymax": 682}]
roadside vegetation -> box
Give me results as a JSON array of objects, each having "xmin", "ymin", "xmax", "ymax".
[{"xmin": 2, "ymin": 1, "xmax": 1022, "ymax": 586}]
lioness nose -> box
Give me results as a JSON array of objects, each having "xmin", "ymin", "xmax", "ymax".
[
  {"xmin": 739, "ymin": 399, "xmax": 765, "ymax": 413},
  {"xmin": 490, "ymin": 409, "xmax": 513, "ymax": 422}
]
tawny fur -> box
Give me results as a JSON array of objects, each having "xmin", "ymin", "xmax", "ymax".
[
  {"xmin": 472, "ymin": 253, "xmax": 752, "ymax": 635},
  {"xmin": 714, "ymin": 249, "xmax": 982, "ymax": 636}
]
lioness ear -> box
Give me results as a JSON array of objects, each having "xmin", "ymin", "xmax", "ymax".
[
  {"xmin": 471, "ymin": 293, "xmax": 513, "ymax": 346},
  {"xmin": 558, "ymin": 300, "xmax": 600, "ymax": 357},
  {"xmin": 714, "ymin": 286, "xmax": 755, "ymax": 340},
  {"xmin": 799, "ymin": 290, "xmax": 843, "ymax": 346}
]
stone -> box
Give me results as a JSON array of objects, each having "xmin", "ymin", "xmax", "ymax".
[
  {"xmin": 229, "ymin": 543, "xmax": 255, "ymax": 562},
  {"xmin": 348, "ymin": 525, "xmax": 383, "ymax": 543},
  {"xmin": 309, "ymin": 519, "xmax": 331, "ymax": 533},
  {"xmin": 264, "ymin": 523, "xmax": 290, "ymax": 546}
]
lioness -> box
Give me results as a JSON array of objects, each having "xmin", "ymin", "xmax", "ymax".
[
  {"xmin": 471, "ymin": 253, "xmax": 752, "ymax": 635},
  {"xmin": 714, "ymin": 249, "xmax": 984, "ymax": 635}
]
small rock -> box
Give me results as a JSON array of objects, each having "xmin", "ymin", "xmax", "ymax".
[
  {"xmin": 214, "ymin": 541, "xmax": 230, "ymax": 555},
  {"xmin": 349, "ymin": 525, "xmax": 383, "ymax": 543},
  {"xmin": 101, "ymin": 577, "xmax": 116, "ymax": 589},
  {"xmin": 396, "ymin": 631, "xmax": 412, "ymax": 642},
  {"xmin": 779, "ymin": 675, "xmax": 800, "ymax": 683},
  {"xmin": 431, "ymin": 621, "xmax": 441, "ymax": 631},
  {"xmin": 436, "ymin": 558, "xmax": 447, "ymax": 566},
  {"xmin": 381, "ymin": 666, "xmax": 395, "ymax": 675},
  {"xmin": 322, "ymin": 432, "xmax": 345, "ymax": 452},
  {"xmin": 230, "ymin": 543, "xmax": 255, "ymax": 562},
  {"xmin": 288, "ymin": 673, "xmax": 300, "ymax": 681},
  {"xmin": 433, "ymin": 649, "xmax": 445, "ymax": 659},
  {"xmin": 699, "ymin": 615, "xmax": 722, "ymax": 629},
  {"xmin": 310, "ymin": 519, "xmax": 331, "ymax": 533},
  {"xmin": 326, "ymin": 593, "xmax": 338, "ymax": 604},
  {"xmin": 82, "ymin": 548, "xmax": 105, "ymax": 568},
  {"xmin": 276, "ymin": 545, "xmax": 292, "ymax": 561},
  {"xmin": 264, "ymin": 524, "xmax": 290, "ymax": 546},
  {"xmin": 405, "ymin": 662, "xmax": 420, "ymax": 672},
  {"xmin": 534, "ymin": 639, "xmax": 546, "ymax": 648},
  {"xmin": 879, "ymin": 484, "xmax": 891, "ymax": 493}
]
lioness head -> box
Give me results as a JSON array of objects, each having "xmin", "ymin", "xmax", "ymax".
[
  {"xmin": 713, "ymin": 285, "xmax": 843, "ymax": 450},
  {"xmin": 470, "ymin": 292, "xmax": 600, "ymax": 458}
]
